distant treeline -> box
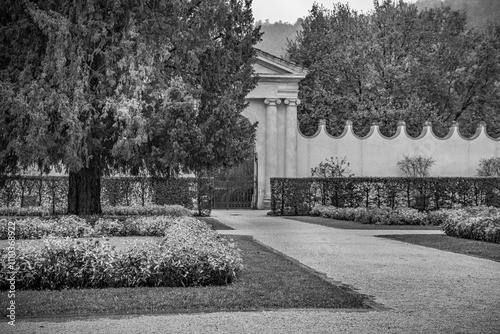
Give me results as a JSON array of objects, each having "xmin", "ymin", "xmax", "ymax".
[
  {"xmin": 256, "ymin": 0, "xmax": 500, "ymax": 58},
  {"xmin": 257, "ymin": 1, "xmax": 500, "ymax": 138},
  {"xmin": 414, "ymin": 0, "xmax": 500, "ymax": 28}
]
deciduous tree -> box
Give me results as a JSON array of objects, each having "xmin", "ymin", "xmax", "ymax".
[{"xmin": 287, "ymin": 0, "xmax": 500, "ymax": 138}]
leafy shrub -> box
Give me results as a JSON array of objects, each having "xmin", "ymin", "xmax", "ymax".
[
  {"xmin": 313, "ymin": 204, "xmax": 500, "ymax": 242},
  {"xmin": 427, "ymin": 209, "xmax": 454, "ymax": 226},
  {"xmin": 102, "ymin": 204, "xmax": 192, "ymax": 217},
  {"xmin": 160, "ymin": 217, "xmax": 243, "ymax": 285},
  {"xmin": 93, "ymin": 216, "xmax": 175, "ymax": 237},
  {"xmin": 388, "ymin": 208, "xmax": 428, "ymax": 225},
  {"xmin": 441, "ymin": 207, "xmax": 500, "ymax": 243},
  {"xmin": 0, "ymin": 217, "xmax": 243, "ymax": 290},
  {"xmin": 0, "ymin": 214, "xmax": 193, "ymax": 240},
  {"xmin": 0, "ymin": 216, "xmax": 94, "ymax": 239},
  {"xmin": 311, "ymin": 205, "xmax": 428, "ymax": 225},
  {"xmin": 311, "ymin": 156, "xmax": 354, "ymax": 177},
  {"xmin": 477, "ymin": 157, "xmax": 500, "ymax": 176},
  {"xmin": 0, "ymin": 206, "xmax": 50, "ymax": 217}
]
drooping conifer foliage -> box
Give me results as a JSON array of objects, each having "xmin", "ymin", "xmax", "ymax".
[{"xmin": 0, "ymin": 0, "xmax": 261, "ymax": 214}]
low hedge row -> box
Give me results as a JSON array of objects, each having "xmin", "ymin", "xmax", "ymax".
[
  {"xmin": 0, "ymin": 206, "xmax": 52, "ymax": 217},
  {"xmin": 0, "ymin": 204, "xmax": 192, "ymax": 218},
  {"xmin": 441, "ymin": 207, "xmax": 500, "ymax": 243},
  {"xmin": 0, "ymin": 208, "xmax": 191, "ymax": 240},
  {"xmin": 0, "ymin": 217, "xmax": 243, "ymax": 289},
  {"xmin": 311, "ymin": 205, "xmax": 500, "ymax": 243},
  {"xmin": 101, "ymin": 204, "xmax": 192, "ymax": 217},
  {"xmin": 310, "ymin": 205, "xmax": 442, "ymax": 226}
]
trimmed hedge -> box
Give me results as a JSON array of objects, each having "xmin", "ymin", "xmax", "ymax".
[
  {"xmin": 271, "ymin": 177, "xmax": 500, "ymax": 215},
  {"xmin": 0, "ymin": 217, "xmax": 243, "ymax": 289},
  {"xmin": 0, "ymin": 176, "xmax": 213, "ymax": 215}
]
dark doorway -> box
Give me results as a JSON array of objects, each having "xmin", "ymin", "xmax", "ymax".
[{"xmin": 212, "ymin": 148, "xmax": 256, "ymax": 209}]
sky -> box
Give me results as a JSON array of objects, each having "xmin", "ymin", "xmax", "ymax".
[{"xmin": 251, "ymin": 0, "xmax": 415, "ymax": 23}]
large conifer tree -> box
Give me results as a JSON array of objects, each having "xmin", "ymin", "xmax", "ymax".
[{"xmin": 0, "ymin": 0, "xmax": 261, "ymax": 214}]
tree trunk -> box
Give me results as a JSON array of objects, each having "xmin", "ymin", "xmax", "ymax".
[{"xmin": 68, "ymin": 167, "xmax": 102, "ymax": 215}]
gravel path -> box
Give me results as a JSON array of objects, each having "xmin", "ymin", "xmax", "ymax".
[{"xmin": 8, "ymin": 210, "xmax": 500, "ymax": 334}]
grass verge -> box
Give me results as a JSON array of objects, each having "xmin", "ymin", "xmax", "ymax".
[
  {"xmin": 378, "ymin": 234, "xmax": 500, "ymax": 262},
  {"xmin": 287, "ymin": 216, "xmax": 442, "ymax": 230},
  {"xmin": 197, "ymin": 217, "xmax": 234, "ymax": 230},
  {"xmin": 1, "ymin": 235, "xmax": 369, "ymax": 318}
]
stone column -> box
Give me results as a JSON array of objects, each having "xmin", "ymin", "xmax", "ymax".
[
  {"xmin": 284, "ymin": 99, "xmax": 299, "ymax": 177},
  {"xmin": 264, "ymin": 98, "xmax": 281, "ymax": 207}
]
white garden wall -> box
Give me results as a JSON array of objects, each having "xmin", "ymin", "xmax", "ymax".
[{"xmin": 297, "ymin": 121, "xmax": 500, "ymax": 177}]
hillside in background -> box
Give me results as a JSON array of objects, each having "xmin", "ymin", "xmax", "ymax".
[
  {"xmin": 255, "ymin": 19, "xmax": 302, "ymax": 58},
  {"xmin": 414, "ymin": 0, "xmax": 500, "ymax": 28}
]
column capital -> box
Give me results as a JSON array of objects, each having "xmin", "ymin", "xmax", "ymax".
[
  {"xmin": 264, "ymin": 98, "xmax": 282, "ymax": 106},
  {"xmin": 284, "ymin": 99, "xmax": 301, "ymax": 106}
]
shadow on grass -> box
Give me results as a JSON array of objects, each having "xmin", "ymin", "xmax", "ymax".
[
  {"xmin": 3, "ymin": 235, "xmax": 373, "ymax": 319},
  {"xmin": 287, "ymin": 216, "xmax": 442, "ymax": 230},
  {"xmin": 377, "ymin": 234, "xmax": 500, "ymax": 262}
]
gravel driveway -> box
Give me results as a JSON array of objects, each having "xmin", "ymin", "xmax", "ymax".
[{"xmin": 8, "ymin": 210, "xmax": 500, "ymax": 334}]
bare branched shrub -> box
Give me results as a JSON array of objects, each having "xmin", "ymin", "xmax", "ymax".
[
  {"xmin": 397, "ymin": 155, "xmax": 435, "ymax": 177},
  {"xmin": 477, "ymin": 157, "xmax": 500, "ymax": 176},
  {"xmin": 311, "ymin": 156, "xmax": 354, "ymax": 177}
]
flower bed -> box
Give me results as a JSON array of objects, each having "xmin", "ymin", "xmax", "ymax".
[
  {"xmin": 101, "ymin": 204, "xmax": 192, "ymax": 217},
  {"xmin": 0, "ymin": 217, "xmax": 242, "ymax": 289},
  {"xmin": 311, "ymin": 205, "xmax": 500, "ymax": 243},
  {"xmin": 0, "ymin": 216, "xmax": 94, "ymax": 239},
  {"xmin": 0, "ymin": 206, "xmax": 50, "ymax": 217},
  {"xmin": 310, "ymin": 205, "xmax": 434, "ymax": 226},
  {"xmin": 441, "ymin": 207, "xmax": 500, "ymax": 243},
  {"xmin": 0, "ymin": 214, "xmax": 195, "ymax": 240}
]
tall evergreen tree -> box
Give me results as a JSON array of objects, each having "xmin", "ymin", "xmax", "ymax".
[{"xmin": 0, "ymin": 0, "xmax": 261, "ymax": 214}]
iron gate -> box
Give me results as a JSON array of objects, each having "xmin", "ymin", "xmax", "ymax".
[{"xmin": 212, "ymin": 180, "xmax": 255, "ymax": 209}]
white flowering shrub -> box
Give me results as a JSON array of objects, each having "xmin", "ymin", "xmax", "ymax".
[
  {"xmin": 441, "ymin": 207, "xmax": 500, "ymax": 243},
  {"xmin": 0, "ymin": 206, "xmax": 50, "ymax": 216},
  {"xmin": 311, "ymin": 205, "xmax": 423, "ymax": 225},
  {"xmin": 0, "ymin": 216, "xmax": 94, "ymax": 239},
  {"xmin": 0, "ymin": 218, "xmax": 243, "ymax": 289},
  {"xmin": 93, "ymin": 216, "xmax": 175, "ymax": 237},
  {"xmin": 311, "ymin": 205, "xmax": 500, "ymax": 242},
  {"xmin": 102, "ymin": 204, "xmax": 192, "ymax": 217},
  {"xmin": 0, "ymin": 206, "xmax": 194, "ymax": 239},
  {"xmin": 312, "ymin": 205, "xmax": 429, "ymax": 225}
]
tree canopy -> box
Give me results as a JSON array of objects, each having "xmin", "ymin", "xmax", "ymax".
[
  {"xmin": 287, "ymin": 0, "xmax": 500, "ymax": 137},
  {"xmin": 414, "ymin": 0, "xmax": 500, "ymax": 29},
  {"xmin": 0, "ymin": 0, "xmax": 261, "ymax": 213}
]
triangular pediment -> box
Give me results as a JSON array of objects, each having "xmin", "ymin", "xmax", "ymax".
[{"xmin": 253, "ymin": 49, "xmax": 307, "ymax": 76}]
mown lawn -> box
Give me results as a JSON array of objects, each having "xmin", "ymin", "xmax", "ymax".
[
  {"xmin": 1, "ymin": 235, "xmax": 370, "ymax": 318},
  {"xmin": 377, "ymin": 234, "xmax": 500, "ymax": 262},
  {"xmin": 287, "ymin": 216, "xmax": 442, "ymax": 230}
]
